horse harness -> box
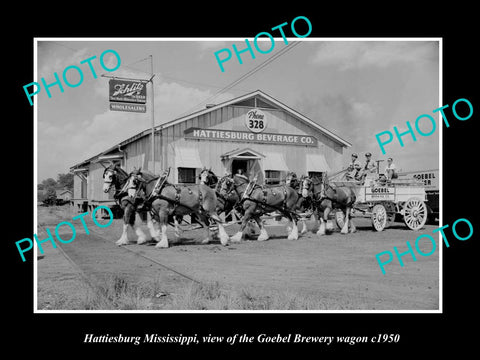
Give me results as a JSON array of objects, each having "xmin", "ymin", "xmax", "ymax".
[
  {"xmin": 240, "ymin": 181, "xmax": 292, "ymax": 217},
  {"xmin": 150, "ymin": 183, "xmax": 206, "ymax": 218}
]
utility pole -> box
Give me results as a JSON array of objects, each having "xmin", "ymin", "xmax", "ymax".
[
  {"xmin": 102, "ymin": 55, "xmax": 155, "ymax": 172},
  {"xmin": 150, "ymin": 55, "xmax": 155, "ymax": 174}
]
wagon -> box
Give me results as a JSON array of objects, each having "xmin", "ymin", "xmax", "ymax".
[{"xmin": 331, "ymin": 177, "xmax": 428, "ymax": 231}]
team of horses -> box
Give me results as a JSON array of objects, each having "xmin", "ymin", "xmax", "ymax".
[{"xmin": 102, "ymin": 163, "xmax": 357, "ymax": 248}]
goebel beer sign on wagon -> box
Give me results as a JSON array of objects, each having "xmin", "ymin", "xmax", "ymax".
[{"xmin": 109, "ymin": 79, "xmax": 146, "ymax": 104}]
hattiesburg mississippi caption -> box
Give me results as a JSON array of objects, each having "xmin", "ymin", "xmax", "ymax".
[{"xmin": 84, "ymin": 333, "xmax": 401, "ymax": 346}]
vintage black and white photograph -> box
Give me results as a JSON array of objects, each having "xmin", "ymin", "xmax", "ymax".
[{"xmin": 34, "ymin": 38, "xmax": 441, "ymax": 312}]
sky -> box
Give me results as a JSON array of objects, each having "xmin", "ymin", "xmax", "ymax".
[{"xmin": 35, "ymin": 38, "xmax": 440, "ymax": 181}]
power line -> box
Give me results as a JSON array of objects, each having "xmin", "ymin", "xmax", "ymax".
[
  {"xmin": 219, "ymin": 41, "xmax": 302, "ymax": 94},
  {"xmin": 47, "ymin": 42, "xmax": 152, "ymax": 77},
  {"xmin": 175, "ymin": 41, "xmax": 303, "ymax": 117},
  {"xmin": 47, "ymin": 41, "xmax": 78, "ymax": 53},
  {"xmin": 185, "ymin": 42, "xmax": 302, "ymax": 113},
  {"xmin": 157, "ymin": 74, "xmax": 253, "ymax": 93}
]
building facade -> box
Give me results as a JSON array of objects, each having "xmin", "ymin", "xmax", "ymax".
[{"xmin": 70, "ymin": 90, "xmax": 351, "ymax": 211}]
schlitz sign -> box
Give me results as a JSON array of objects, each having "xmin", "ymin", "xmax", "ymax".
[{"xmin": 109, "ymin": 79, "xmax": 146, "ymax": 104}]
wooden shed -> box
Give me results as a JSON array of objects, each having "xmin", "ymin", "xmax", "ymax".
[{"xmin": 70, "ymin": 90, "xmax": 351, "ymax": 212}]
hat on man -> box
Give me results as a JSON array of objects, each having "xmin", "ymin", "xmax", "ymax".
[
  {"xmin": 365, "ymin": 152, "xmax": 372, "ymax": 156},
  {"xmin": 352, "ymin": 153, "xmax": 358, "ymax": 158}
]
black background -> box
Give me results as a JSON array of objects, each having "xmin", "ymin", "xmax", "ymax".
[{"xmin": 6, "ymin": 5, "xmax": 478, "ymax": 355}]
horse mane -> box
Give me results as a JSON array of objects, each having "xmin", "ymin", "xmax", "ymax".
[
  {"xmin": 103, "ymin": 163, "xmax": 128, "ymax": 179},
  {"xmin": 138, "ymin": 170, "xmax": 158, "ymax": 182},
  {"xmin": 199, "ymin": 168, "xmax": 218, "ymax": 188},
  {"xmin": 114, "ymin": 165, "xmax": 129, "ymax": 178},
  {"xmin": 233, "ymin": 174, "xmax": 249, "ymax": 184},
  {"xmin": 207, "ymin": 170, "xmax": 218, "ymax": 184}
]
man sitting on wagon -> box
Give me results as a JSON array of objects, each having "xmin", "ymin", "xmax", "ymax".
[
  {"xmin": 360, "ymin": 152, "xmax": 378, "ymax": 184},
  {"xmin": 363, "ymin": 152, "xmax": 377, "ymax": 174},
  {"xmin": 344, "ymin": 153, "xmax": 362, "ymax": 181},
  {"xmin": 384, "ymin": 157, "xmax": 398, "ymax": 181}
]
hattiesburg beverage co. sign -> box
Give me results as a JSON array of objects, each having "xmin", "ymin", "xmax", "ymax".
[
  {"xmin": 184, "ymin": 127, "xmax": 317, "ymax": 146},
  {"xmin": 184, "ymin": 108, "xmax": 317, "ymax": 146}
]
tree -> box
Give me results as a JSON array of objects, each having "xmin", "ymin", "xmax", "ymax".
[
  {"xmin": 37, "ymin": 191, "xmax": 46, "ymax": 204},
  {"xmin": 57, "ymin": 173, "xmax": 73, "ymax": 189},
  {"xmin": 44, "ymin": 187, "xmax": 57, "ymax": 205},
  {"xmin": 42, "ymin": 178, "xmax": 57, "ymax": 188}
]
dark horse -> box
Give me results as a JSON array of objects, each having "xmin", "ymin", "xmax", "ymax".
[
  {"xmin": 300, "ymin": 173, "xmax": 356, "ymax": 235},
  {"xmin": 286, "ymin": 172, "xmax": 314, "ymax": 235},
  {"xmin": 220, "ymin": 174, "xmax": 299, "ymax": 242},
  {"xmin": 199, "ymin": 169, "xmax": 246, "ymax": 226},
  {"xmin": 133, "ymin": 168, "xmax": 229, "ymax": 248},
  {"xmin": 214, "ymin": 174, "xmax": 241, "ymax": 220},
  {"xmin": 102, "ymin": 163, "xmax": 157, "ymax": 245}
]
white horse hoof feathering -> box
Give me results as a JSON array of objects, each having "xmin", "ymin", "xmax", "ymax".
[
  {"xmin": 317, "ymin": 221, "xmax": 326, "ymax": 236},
  {"xmin": 287, "ymin": 223, "xmax": 299, "ymax": 240},
  {"xmin": 257, "ymin": 227, "xmax": 269, "ymax": 242},
  {"xmin": 135, "ymin": 227, "xmax": 148, "ymax": 245},
  {"xmin": 155, "ymin": 239, "xmax": 169, "ymax": 248},
  {"xmin": 147, "ymin": 220, "xmax": 160, "ymax": 239},
  {"xmin": 217, "ymin": 224, "xmax": 230, "ymax": 246},
  {"xmin": 340, "ymin": 218, "xmax": 350, "ymax": 235},
  {"xmin": 349, "ymin": 223, "xmax": 356, "ymax": 233},
  {"xmin": 300, "ymin": 221, "xmax": 308, "ymax": 235},
  {"xmin": 155, "ymin": 225, "xmax": 169, "ymax": 248},
  {"xmin": 173, "ymin": 217, "xmax": 183, "ymax": 239},
  {"xmin": 116, "ymin": 237, "xmax": 129, "ymax": 246},
  {"xmin": 116, "ymin": 224, "xmax": 130, "ymax": 246},
  {"xmin": 230, "ymin": 231, "xmax": 243, "ymax": 243}
]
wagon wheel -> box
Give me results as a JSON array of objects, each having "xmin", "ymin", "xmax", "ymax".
[
  {"xmin": 403, "ymin": 197, "xmax": 427, "ymax": 230},
  {"xmin": 371, "ymin": 204, "xmax": 387, "ymax": 231}
]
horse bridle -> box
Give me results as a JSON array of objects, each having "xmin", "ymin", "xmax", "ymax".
[
  {"xmin": 103, "ymin": 168, "xmax": 117, "ymax": 192},
  {"xmin": 217, "ymin": 176, "xmax": 237, "ymax": 199},
  {"xmin": 301, "ymin": 177, "xmax": 313, "ymax": 197},
  {"xmin": 301, "ymin": 176, "xmax": 330, "ymax": 202}
]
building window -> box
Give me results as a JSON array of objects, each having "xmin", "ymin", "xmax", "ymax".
[
  {"xmin": 265, "ymin": 170, "xmax": 281, "ymax": 184},
  {"xmin": 308, "ymin": 171, "xmax": 323, "ymax": 180},
  {"xmin": 178, "ymin": 168, "xmax": 196, "ymax": 184}
]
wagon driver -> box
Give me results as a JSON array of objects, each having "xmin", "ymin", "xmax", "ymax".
[
  {"xmin": 360, "ymin": 152, "xmax": 378, "ymax": 183},
  {"xmin": 363, "ymin": 152, "xmax": 377, "ymax": 174}
]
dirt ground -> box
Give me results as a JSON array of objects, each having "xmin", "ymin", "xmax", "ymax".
[{"xmin": 36, "ymin": 205, "xmax": 440, "ymax": 311}]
